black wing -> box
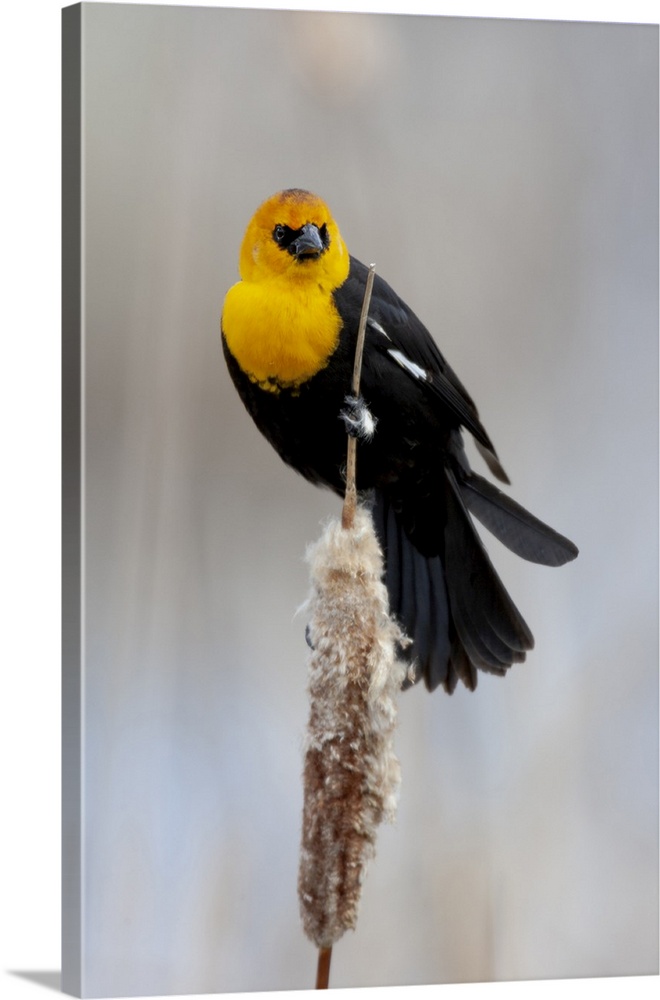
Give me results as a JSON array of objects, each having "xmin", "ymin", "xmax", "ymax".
[{"xmin": 337, "ymin": 256, "xmax": 509, "ymax": 483}]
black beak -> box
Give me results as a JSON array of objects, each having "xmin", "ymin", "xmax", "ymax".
[{"xmin": 291, "ymin": 223, "xmax": 324, "ymax": 259}]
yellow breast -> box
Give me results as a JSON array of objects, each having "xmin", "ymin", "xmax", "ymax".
[{"xmin": 222, "ymin": 278, "xmax": 344, "ymax": 391}]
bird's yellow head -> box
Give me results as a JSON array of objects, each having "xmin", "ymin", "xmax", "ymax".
[
  {"xmin": 237, "ymin": 188, "xmax": 350, "ymax": 290},
  {"xmin": 222, "ymin": 190, "xmax": 351, "ymax": 389}
]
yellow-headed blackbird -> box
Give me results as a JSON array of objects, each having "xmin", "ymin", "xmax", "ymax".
[{"xmin": 222, "ymin": 189, "xmax": 578, "ymax": 694}]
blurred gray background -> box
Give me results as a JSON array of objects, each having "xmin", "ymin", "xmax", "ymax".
[{"xmin": 75, "ymin": 4, "xmax": 657, "ymax": 995}]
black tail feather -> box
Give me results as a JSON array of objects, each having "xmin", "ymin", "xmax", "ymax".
[
  {"xmin": 444, "ymin": 467, "xmax": 535, "ymax": 659},
  {"xmin": 457, "ymin": 468, "xmax": 579, "ymax": 567},
  {"xmin": 448, "ymin": 637, "xmax": 477, "ymax": 693},
  {"xmin": 426, "ymin": 554, "xmax": 451, "ymax": 690},
  {"xmin": 372, "ymin": 492, "xmax": 451, "ymax": 692},
  {"xmin": 372, "ymin": 466, "xmax": 539, "ymax": 693}
]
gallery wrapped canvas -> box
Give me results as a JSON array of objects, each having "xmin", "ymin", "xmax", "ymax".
[{"xmin": 62, "ymin": 3, "xmax": 658, "ymax": 997}]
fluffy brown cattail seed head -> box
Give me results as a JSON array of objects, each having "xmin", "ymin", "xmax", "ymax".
[{"xmin": 298, "ymin": 506, "xmax": 408, "ymax": 949}]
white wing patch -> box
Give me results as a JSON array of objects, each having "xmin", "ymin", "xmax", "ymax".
[
  {"xmin": 368, "ymin": 317, "xmax": 391, "ymax": 341},
  {"xmin": 367, "ymin": 317, "xmax": 428, "ymax": 382},
  {"xmin": 388, "ymin": 349, "xmax": 428, "ymax": 382}
]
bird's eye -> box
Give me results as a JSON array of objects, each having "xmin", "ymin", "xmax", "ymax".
[
  {"xmin": 273, "ymin": 224, "xmax": 289, "ymax": 245},
  {"xmin": 319, "ymin": 223, "xmax": 330, "ymax": 248}
]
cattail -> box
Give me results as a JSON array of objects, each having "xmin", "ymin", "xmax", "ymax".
[
  {"xmin": 297, "ymin": 263, "xmax": 408, "ymax": 986},
  {"xmin": 298, "ymin": 506, "xmax": 408, "ymax": 961}
]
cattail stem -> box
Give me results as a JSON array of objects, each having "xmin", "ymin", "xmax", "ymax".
[
  {"xmin": 316, "ymin": 946, "xmax": 332, "ymax": 990},
  {"xmin": 342, "ymin": 263, "xmax": 376, "ymax": 531}
]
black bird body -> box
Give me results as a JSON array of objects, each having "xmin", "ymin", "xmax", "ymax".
[
  {"xmin": 222, "ymin": 191, "xmax": 578, "ymax": 693},
  {"xmin": 224, "ymin": 261, "xmax": 449, "ymax": 494}
]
